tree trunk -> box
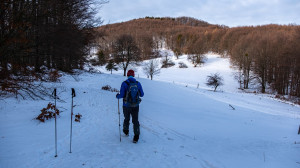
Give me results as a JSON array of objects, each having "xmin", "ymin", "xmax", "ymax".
[
  {"xmin": 214, "ymin": 85, "xmax": 218, "ymax": 92},
  {"xmin": 123, "ymin": 68, "xmax": 126, "ymax": 76}
]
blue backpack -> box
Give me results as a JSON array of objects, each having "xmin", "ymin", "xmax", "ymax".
[{"xmin": 125, "ymin": 81, "xmax": 141, "ymax": 107}]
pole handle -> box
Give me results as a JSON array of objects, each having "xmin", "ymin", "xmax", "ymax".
[
  {"xmin": 72, "ymin": 88, "xmax": 76, "ymax": 97},
  {"xmin": 52, "ymin": 88, "xmax": 57, "ymax": 97}
]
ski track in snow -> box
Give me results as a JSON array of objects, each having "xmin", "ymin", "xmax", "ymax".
[{"xmin": 1, "ymin": 53, "xmax": 300, "ymax": 168}]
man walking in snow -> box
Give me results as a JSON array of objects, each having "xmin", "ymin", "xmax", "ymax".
[{"xmin": 116, "ymin": 69, "xmax": 144, "ymax": 143}]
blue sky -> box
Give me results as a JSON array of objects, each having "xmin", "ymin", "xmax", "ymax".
[{"xmin": 98, "ymin": 0, "xmax": 300, "ymax": 27}]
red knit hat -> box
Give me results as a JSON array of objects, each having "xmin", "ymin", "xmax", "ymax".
[{"xmin": 127, "ymin": 69, "xmax": 135, "ymax": 77}]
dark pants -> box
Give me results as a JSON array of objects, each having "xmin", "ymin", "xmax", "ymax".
[{"xmin": 123, "ymin": 106, "xmax": 140, "ymax": 136}]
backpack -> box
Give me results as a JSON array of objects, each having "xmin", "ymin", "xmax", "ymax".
[{"xmin": 124, "ymin": 81, "xmax": 141, "ymax": 107}]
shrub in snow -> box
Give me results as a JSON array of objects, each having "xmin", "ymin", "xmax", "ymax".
[
  {"xmin": 178, "ymin": 62, "xmax": 188, "ymax": 68},
  {"xmin": 49, "ymin": 70, "xmax": 62, "ymax": 82},
  {"xmin": 87, "ymin": 67, "xmax": 101, "ymax": 73},
  {"xmin": 102, "ymin": 85, "xmax": 119, "ymax": 92},
  {"xmin": 75, "ymin": 113, "xmax": 82, "ymax": 122},
  {"xmin": 90, "ymin": 59, "xmax": 99, "ymax": 66},
  {"xmin": 1, "ymin": 73, "xmax": 52, "ymax": 100},
  {"xmin": 1, "ymin": 80, "xmax": 19, "ymax": 96},
  {"xmin": 160, "ymin": 51, "xmax": 175, "ymax": 68},
  {"xmin": 274, "ymin": 94, "xmax": 300, "ymax": 105},
  {"xmin": 36, "ymin": 103, "xmax": 59, "ymax": 122},
  {"xmin": 206, "ymin": 73, "xmax": 224, "ymax": 92},
  {"xmin": 161, "ymin": 60, "xmax": 175, "ymax": 68},
  {"xmin": 102, "ymin": 85, "xmax": 111, "ymax": 91}
]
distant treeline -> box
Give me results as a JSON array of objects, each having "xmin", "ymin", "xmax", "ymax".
[{"xmin": 97, "ymin": 17, "xmax": 300, "ymax": 97}]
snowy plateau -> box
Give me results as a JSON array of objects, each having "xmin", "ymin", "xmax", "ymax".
[{"xmin": 0, "ymin": 50, "xmax": 300, "ymax": 168}]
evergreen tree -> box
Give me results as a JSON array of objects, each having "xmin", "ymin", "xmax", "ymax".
[{"xmin": 106, "ymin": 60, "xmax": 118, "ymax": 74}]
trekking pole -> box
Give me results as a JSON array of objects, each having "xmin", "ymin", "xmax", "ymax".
[
  {"xmin": 53, "ymin": 88, "xmax": 58, "ymax": 157},
  {"xmin": 118, "ymin": 99, "xmax": 121, "ymax": 142},
  {"xmin": 70, "ymin": 88, "xmax": 76, "ymax": 153}
]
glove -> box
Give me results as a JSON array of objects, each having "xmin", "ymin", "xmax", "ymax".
[{"xmin": 116, "ymin": 93, "xmax": 120, "ymax": 99}]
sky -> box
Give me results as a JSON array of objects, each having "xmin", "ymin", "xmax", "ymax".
[{"xmin": 98, "ymin": 0, "xmax": 300, "ymax": 27}]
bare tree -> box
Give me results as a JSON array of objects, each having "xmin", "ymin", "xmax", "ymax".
[
  {"xmin": 187, "ymin": 37, "xmax": 207, "ymax": 67},
  {"xmin": 206, "ymin": 73, "xmax": 224, "ymax": 92},
  {"xmin": 143, "ymin": 59, "xmax": 160, "ymax": 80},
  {"xmin": 188, "ymin": 54, "xmax": 206, "ymax": 67},
  {"xmin": 231, "ymin": 33, "xmax": 255, "ymax": 89},
  {"xmin": 161, "ymin": 50, "xmax": 175, "ymax": 68},
  {"xmin": 112, "ymin": 34, "xmax": 141, "ymax": 76}
]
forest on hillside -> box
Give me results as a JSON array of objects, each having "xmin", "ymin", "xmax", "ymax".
[
  {"xmin": 96, "ymin": 17, "xmax": 300, "ymax": 98},
  {"xmin": 0, "ymin": 0, "xmax": 107, "ymax": 98}
]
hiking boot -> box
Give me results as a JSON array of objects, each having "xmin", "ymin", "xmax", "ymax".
[
  {"xmin": 133, "ymin": 135, "xmax": 139, "ymax": 143},
  {"xmin": 123, "ymin": 130, "xmax": 129, "ymax": 136}
]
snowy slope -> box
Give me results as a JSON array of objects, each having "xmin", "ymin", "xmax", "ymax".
[
  {"xmin": 97, "ymin": 50, "xmax": 237, "ymax": 90},
  {"xmin": 1, "ymin": 52, "xmax": 300, "ymax": 168}
]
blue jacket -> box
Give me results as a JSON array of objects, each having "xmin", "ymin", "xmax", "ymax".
[{"xmin": 117, "ymin": 77, "xmax": 144, "ymax": 107}]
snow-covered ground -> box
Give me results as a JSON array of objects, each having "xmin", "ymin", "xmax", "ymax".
[
  {"xmin": 96, "ymin": 50, "xmax": 240, "ymax": 93},
  {"xmin": 1, "ymin": 51, "xmax": 300, "ymax": 168}
]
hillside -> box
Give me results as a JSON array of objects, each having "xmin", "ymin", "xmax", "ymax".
[
  {"xmin": 97, "ymin": 16, "xmax": 221, "ymax": 32},
  {"xmin": 95, "ymin": 16, "xmax": 224, "ymax": 57},
  {"xmin": 95, "ymin": 17, "xmax": 300, "ymax": 99},
  {"xmin": 1, "ymin": 52, "xmax": 299, "ymax": 168}
]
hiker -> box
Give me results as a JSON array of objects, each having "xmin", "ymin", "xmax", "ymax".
[{"xmin": 116, "ymin": 69, "xmax": 144, "ymax": 143}]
